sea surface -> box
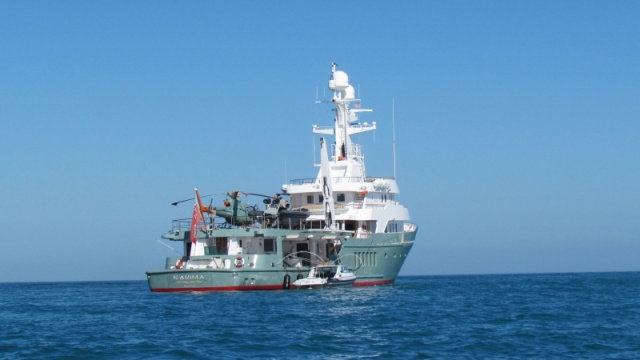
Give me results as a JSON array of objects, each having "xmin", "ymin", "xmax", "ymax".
[{"xmin": 1, "ymin": 272, "xmax": 638, "ymax": 359}]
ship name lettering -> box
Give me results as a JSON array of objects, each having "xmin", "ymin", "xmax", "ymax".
[{"xmin": 173, "ymin": 274, "xmax": 205, "ymax": 281}]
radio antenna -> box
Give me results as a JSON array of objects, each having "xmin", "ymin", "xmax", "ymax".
[{"xmin": 392, "ymin": 99, "xmax": 397, "ymax": 179}]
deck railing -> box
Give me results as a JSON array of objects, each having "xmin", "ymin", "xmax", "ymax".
[{"xmin": 288, "ymin": 176, "xmax": 396, "ymax": 186}]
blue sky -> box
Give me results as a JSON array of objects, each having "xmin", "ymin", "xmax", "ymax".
[{"xmin": 1, "ymin": 1, "xmax": 638, "ymax": 282}]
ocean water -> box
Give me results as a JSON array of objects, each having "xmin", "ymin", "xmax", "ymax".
[{"xmin": 1, "ymin": 272, "xmax": 638, "ymax": 359}]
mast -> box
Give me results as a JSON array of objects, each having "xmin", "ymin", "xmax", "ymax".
[
  {"xmin": 312, "ymin": 64, "xmax": 387, "ymax": 229},
  {"xmin": 313, "ymin": 64, "xmax": 376, "ymax": 179},
  {"xmin": 320, "ymin": 137, "xmax": 337, "ymax": 230},
  {"xmin": 392, "ymin": 98, "xmax": 397, "ymax": 179}
]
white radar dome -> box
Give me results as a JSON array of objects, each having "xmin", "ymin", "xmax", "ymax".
[
  {"xmin": 344, "ymin": 85, "xmax": 355, "ymax": 100},
  {"xmin": 328, "ymin": 70, "xmax": 349, "ymax": 91}
]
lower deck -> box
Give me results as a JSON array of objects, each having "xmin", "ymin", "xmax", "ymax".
[{"xmin": 147, "ymin": 230, "xmax": 415, "ymax": 292}]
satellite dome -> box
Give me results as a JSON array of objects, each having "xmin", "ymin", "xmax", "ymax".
[
  {"xmin": 328, "ymin": 70, "xmax": 349, "ymax": 91},
  {"xmin": 344, "ymin": 85, "xmax": 355, "ymax": 100}
]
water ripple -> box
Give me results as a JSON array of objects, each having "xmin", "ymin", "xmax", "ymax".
[{"xmin": 1, "ymin": 273, "xmax": 639, "ymax": 359}]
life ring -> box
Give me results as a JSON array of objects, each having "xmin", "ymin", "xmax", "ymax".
[
  {"xmin": 176, "ymin": 259, "xmax": 185, "ymax": 269},
  {"xmin": 234, "ymin": 257, "xmax": 244, "ymax": 268}
]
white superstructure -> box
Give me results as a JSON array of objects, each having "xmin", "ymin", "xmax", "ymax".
[{"xmin": 283, "ymin": 64, "xmax": 413, "ymax": 238}]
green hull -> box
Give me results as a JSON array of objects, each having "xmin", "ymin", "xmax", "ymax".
[
  {"xmin": 146, "ymin": 229, "xmax": 416, "ymax": 292},
  {"xmin": 146, "ymin": 268, "xmax": 308, "ymax": 292}
]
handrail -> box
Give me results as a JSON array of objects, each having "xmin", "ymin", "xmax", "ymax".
[
  {"xmin": 288, "ymin": 176, "xmax": 396, "ymax": 186},
  {"xmin": 171, "ymin": 218, "xmax": 221, "ymax": 232}
]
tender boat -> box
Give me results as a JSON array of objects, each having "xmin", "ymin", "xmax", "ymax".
[
  {"xmin": 291, "ymin": 265, "xmax": 356, "ymax": 289},
  {"xmin": 145, "ymin": 64, "xmax": 418, "ymax": 292}
]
